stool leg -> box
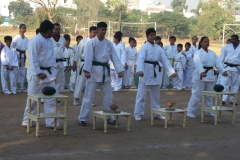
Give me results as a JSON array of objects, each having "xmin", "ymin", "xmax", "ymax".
[
  {"xmin": 201, "ymin": 111, "xmax": 204, "ymax": 122},
  {"xmin": 93, "ymin": 116, "xmax": 96, "ymax": 130},
  {"xmin": 115, "ymin": 116, "xmax": 119, "ymax": 128},
  {"xmin": 64, "ymin": 118, "xmax": 67, "ymax": 135},
  {"xmin": 36, "ymin": 120, "xmax": 39, "ymax": 137},
  {"xmin": 183, "ymin": 112, "xmax": 186, "ymax": 127},
  {"xmin": 151, "ymin": 112, "xmax": 154, "ymax": 125},
  {"xmin": 214, "ymin": 113, "xmax": 218, "ymax": 126},
  {"xmin": 27, "ymin": 118, "xmax": 30, "ymax": 133},
  {"xmin": 127, "ymin": 115, "xmax": 131, "ymax": 131},
  {"xmin": 104, "ymin": 117, "xmax": 107, "ymax": 133},
  {"xmin": 164, "ymin": 113, "xmax": 168, "ymax": 128}
]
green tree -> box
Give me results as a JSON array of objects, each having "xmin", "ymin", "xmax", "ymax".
[
  {"xmin": 191, "ymin": 0, "xmax": 203, "ymax": 16},
  {"xmin": 0, "ymin": 16, "xmax": 4, "ymax": 25},
  {"xmin": 171, "ymin": 0, "xmax": 188, "ymax": 14}
]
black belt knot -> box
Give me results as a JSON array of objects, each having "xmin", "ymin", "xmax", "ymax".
[
  {"xmin": 144, "ymin": 61, "xmax": 161, "ymax": 77},
  {"xmin": 16, "ymin": 49, "xmax": 26, "ymax": 67}
]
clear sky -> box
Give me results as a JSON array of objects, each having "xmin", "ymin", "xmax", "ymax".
[{"xmin": 159, "ymin": 0, "xmax": 199, "ymax": 10}]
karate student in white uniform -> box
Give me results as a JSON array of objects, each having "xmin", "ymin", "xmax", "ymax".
[
  {"xmin": 51, "ymin": 23, "xmax": 66, "ymax": 95},
  {"xmin": 190, "ymin": 36, "xmax": 198, "ymax": 55},
  {"xmin": 1, "ymin": 36, "xmax": 18, "ymax": 94},
  {"xmin": 62, "ymin": 34, "xmax": 75, "ymax": 90},
  {"xmin": 183, "ymin": 42, "xmax": 194, "ymax": 89},
  {"xmin": 134, "ymin": 28, "xmax": 176, "ymax": 121},
  {"xmin": 21, "ymin": 20, "xmax": 62, "ymax": 129},
  {"xmin": 162, "ymin": 36, "xmax": 177, "ymax": 89},
  {"xmin": 172, "ymin": 44, "xmax": 186, "ymax": 90},
  {"xmin": 187, "ymin": 37, "xmax": 228, "ymax": 118},
  {"xmin": 0, "ymin": 41, "xmax": 5, "ymax": 85},
  {"xmin": 11, "ymin": 24, "xmax": 28, "ymax": 92},
  {"xmin": 78, "ymin": 22, "xmax": 124, "ymax": 126},
  {"xmin": 72, "ymin": 26, "xmax": 97, "ymax": 106},
  {"xmin": 72, "ymin": 35, "xmax": 83, "ymax": 53},
  {"xmin": 110, "ymin": 34, "xmax": 127, "ymax": 91},
  {"xmin": 123, "ymin": 37, "xmax": 137, "ymax": 88},
  {"xmin": 220, "ymin": 35, "xmax": 240, "ymax": 105}
]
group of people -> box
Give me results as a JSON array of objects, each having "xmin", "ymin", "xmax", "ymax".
[{"xmin": 1, "ymin": 19, "xmax": 240, "ymax": 129}]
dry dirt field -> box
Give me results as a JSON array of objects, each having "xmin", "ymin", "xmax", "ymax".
[{"xmin": 1, "ymin": 90, "xmax": 240, "ymax": 160}]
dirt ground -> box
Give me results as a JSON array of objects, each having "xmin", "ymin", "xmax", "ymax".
[{"xmin": 0, "ymin": 90, "xmax": 240, "ymax": 160}]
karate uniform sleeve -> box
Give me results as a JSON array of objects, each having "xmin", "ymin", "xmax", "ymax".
[
  {"xmin": 0, "ymin": 42, "xmax": 4, "ymax": 53},
  {"xmin": 120, "ymin": 45, "xmax": 126, "ymax": 65},
  {"xmin": 109, "ymin": 42, "xmax": 125, "ymax": 73},
  {"xmin": 219, "ymin": 46, "xmax": 227, "ymax": 63},
  {"xmin": 181, "ymin": 55, "xmax": 187, "ymax": 70},
  {"xmin": 194, "ymin": 50, "xmax": 205, "ymax": 75},
  {"xmin": 11, "ymin": 37, "xmax": 17, "ymax": 49},
  {"xmin": 83, "ymin": 41, "xmax": 93, "ymax": 73},
  {"xmin": 1, "ymin": 48, "xmax": 8, "ymax": 65},
  {"xmin": 136, "ymin": 45, "xmax": 146, "ymax": 73},
  {"xmin": 12, "ymin": 50, "xmax": 19, "ymax": 67},
  {"xmin": 28, "ymin": 39, "xmax": 42, "ymax": 74},
  {"xmin": 160, "ymin": 48, "xmax": 175, "ymax": 76},
  {"xmin": 215, "ymin": 54, "xmax": 225, "ymax": 74},
  {"xmin": 73, "ymin": 41, "xmax": 83, "ymax": 62}
]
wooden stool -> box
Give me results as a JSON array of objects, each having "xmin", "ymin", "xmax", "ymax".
[
  {"xmin": 27, "ymin": 94, "xmax": 68, "ymax": 137},
  {"xmin": 151, "ymin": 108, "xmax": 187, "ymax": 128},
  {"xmin": 201, "ymin": 91, "xmax": 237, "ymax": 125},
  {"xmin": 92, "ymin": 111, "xmax": 131, "ymax": 133}
]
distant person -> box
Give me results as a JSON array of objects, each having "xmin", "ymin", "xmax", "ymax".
[
  {"xmin": 155, "ymin": 36, "xmax": 162, "ymax": 44},
  {"xmin": 72, "ymin": 35, "xmax": 83, "ymax": 53},
  {"xmin": 183, "ymin": 42, "xmax": 193, "ymax": 89}
]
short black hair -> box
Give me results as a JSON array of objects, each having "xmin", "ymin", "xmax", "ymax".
[
  {"xmin": 177, "ymin": 43, "xmax": 183, "ymax": 48},
  {"xmin": 192, "ymin": 36, "xmax": 198, "ymax": 40},
  {"xmin": 36, "ymin": 28, "xmax": 40, "ymax": 35},
  {"xmin": 185, "ymin": 42, "xmax": 191, "ymax": 47},
  {"xmin": 169, "ymin": 36, "xmax": 176, "ymax": 40},
  {"xmin": 227, "ymin": 39, "xmax": 231, "ymax": 42},
  {"xmin": 4, "ymin": 36, "xmax": 12, "ymax": 42},
  {"xmin": 129, "ymin": 37, "xmax": 135, "ymax": 43},
  {"xmin": 53, "ymin": 23, "xmax": 60, "ymax": 26},
  {"xmin": 39, "ymin": 20, "xmax": 54, "ymax": 33},
  {"xmin": 114, "ymin": 34, "xmax": 121, "ymax": 42},
  {"xmin": 97, "ymin": 22, "xmax": 107, "ymax": 28},
  {"xmin": 231, "ymin": 34, "xmax": 239, "ymax": 40},
  {"xmin": 115, "ymin": 31, "xmax": 123, "ymax": 37},
  {"xmin": 19, "ymin": 24, "xmax": 26, "ymax": 29},
  {"xmin": 146, "ymin": 28, "xmax": 156, "ymax": 36},
  {"xmin": 89, "ymin": 26, "xmax": 97, "ymax": 32},
  {"xmin": 155, "ymin": 36, "xmax": 161, "ymax": 41},
  {"xmin": 76, "ymin": 35, "xmax": 83, "ymax": 41},
  {"xmin": 158, "ymin": 41, "xmax": 163, "ymax": 46},
  {"xmin": 63, "ymin": 34, "xmax": 71, "ymax": 41}
]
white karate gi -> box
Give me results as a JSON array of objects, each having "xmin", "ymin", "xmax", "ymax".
[
  {"xmin": 0, "ymin": 42, "xmax": 5, "ymax": 74},
  {"xmin": 11, "ymin": 34, "xmax": 28, "ymax": 90},
  {"xmin": 134, "ymin": 42, "xmax": 175, "ymax": 118},
  {"xmin": 62, "ymin": 47, "xmax": 75, "ymax": 89},
  {"xmin": 173, "ymin": 51, "xmax": 186, "ymax": 90},
  {"xmin": 73, "ymin": 37, "xmax": 90, "ymax": 99},
  {"xmin": 219, "ymin": 44, "xmax": 240, "ymax": 103},
  {"xmin": 1, "ymin": 46, "xmax": 18, "ymax": 93},
  {"xmin": 190, "ymin": 44, "xmax": 198, "ymax": 68},
  {"xmin": 110, "ymin": 42, "xmax": 126, "ymax": 91},
  {"xmin": 51, "ymin": 36, "xmax": 65, "ymax": 93},
  {"xmin": 79, "ymin": 36, "xmax": 125, "ymax": 122},
  {"xmin": 123, "ymin": 46, "xmax": 137, "ymax": 87},
  {"xmin": 162, "ymin": 44, "xmax": 177, "ymax": 88},
  {"xmin": 183, "ymin": 50, "xmax": 194, "ymax": 88},
  {"xmin": 22, "ymin": 33, "xmax": 59, "ymax": 127},
  {"xmin": 187, "ymin": 48, "xmax": 225, "ymax": 115}
]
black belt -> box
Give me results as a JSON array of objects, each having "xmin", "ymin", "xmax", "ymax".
[
  {"xmin": 224, "ymin": 62, "xmax": 239, "ymax": 68},
  {"xmin": 144, "ymin": 61, "xmax": 161, "ymax": 77},
  {"xmin": 200, "ymin": 66, "xmax": 213, "ymax": 80},
  {"xmin": 92, "ymin": 61, "xmax": 110, "ymax": 83},
  {"xmin": 79, "ymin": 59, "xmax": 85, "ymax": 75},
  {"xmin": 16, "ymin": 49, "xmax": 26, "ymax": 67},
  {"xmin": 40, "ymin": 67, "xmax": 52, "ymax": 74},
  {"xmin": 56, "ymin": 58, "xmax": 66, "ymax": 63}
]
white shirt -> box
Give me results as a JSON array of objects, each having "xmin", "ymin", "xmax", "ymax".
[
  {"xmin": 1, "ymin": 46, "xmax": 18, "ymax": 70},
  {"xmin": 63, "ymin": 47, "xmax": 75, "ymax": 66},
  {"xmin": 27, "ymin": 33, "xmax": 56, "ymax": 83},
  {"xmin": 219, "ymin": 43, "xmax": 240, "ymax": 72},
  {"xmin": 163, "ymin": 44, "xmax": 177, "ymax": 59},
  {"xmin": 193, "ymin": 48, "xmax": 224, "ymax": 82},
  {"xmin": 137, "ymin": 42, "xmax": 175, "ymax": 85},
  {"xmin": 11, "ymin": 34, "xmax": 28, "ymax": 51},
  {"xmin": 190, "ymin": 44, "xmax": 198, "ymax": 55},
  {"xmin": 73, "ymin": 37, "xmax": 90, "ymax": 63},
  {"xmin": 110, "ymin": 42, "xmax": 126, "ymax": 69},
  {"xmin": 51, "ymin": 36, "xmax": 65, "ymax": 68},
  {"xmin": 174, "ymin": 51, "xmax": 187, "ymax": 70},
  {"xmin": 125, "ymin": 46, "xmax": 137, "ymax": 65},
  {"xmin": 72, "ymin": 44, "xmax": 78, "ymax": 55},
  {"xmin": 83, "ymin": 36, "xmax": 125, "ymax": 82}
]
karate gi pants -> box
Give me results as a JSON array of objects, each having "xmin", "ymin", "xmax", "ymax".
[
  {"xmin": 187, "ymin": 80, "xmax": 214, "ymax": 114},
  {"xmin": 74, "ymin": 63, "xmax": 86, "ymax": 99},
  {"xmin": 55, "ymin": 66, "xmax": 64, "ymax": 93},
  {"xmin": 62, "ymin": 67, "xmax": 70, "ymax": 89},
  {"xmin": 173, "ymin": 68, "xmax": 183, "ymax": 90},
  {"xmin": 1, "ymin": 67, "xmax": 17, "ymax": 93},
  {"xmin": 111, "ymin": 69, "xmax": 122, "ymax": 91},
  {"xmin": 17, "ymin": 65, "xmax": 26, "ymax": 89},
  {"xmin": 123, "ymin": 64, "xmax": 135, "ymax": 87},
  {"xmin": 69, "ymin": 70, "xmax": 76, "ymax": 88},
  {"xmin": 79, "ymin": 81, "xmax": 114, "ymax": 122},
  {"xmin": 22, "ymin": 76, "xmax": 60, "ymax": 127},
  {"xmin": 134, "ymin": 82, "xmax": 161, "ymax": 118},
  {"xmin": 221, "ymin": 71, "xmax": 239, "ymax": 102},
  {"xmin": 183, "ymin": 67, "xmax": 193, "ymax": 88}
]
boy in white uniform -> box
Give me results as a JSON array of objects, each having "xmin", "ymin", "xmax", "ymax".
[
  {"xmin": 110, "ymin": 34, "xmax": 126, "ymax": 91},
  {"xmin": 11, "ymin": 24, "xmax": 28, "ymax": 92},
  {"xmin": 21, "ymin": 20, "xmax": 62, "ymax": 129},
  {"xmin": 51, "ymin": 23, "xmax": 66, "ymax": 96},
  {"xmin": 1, "ymin": 36, "xmax": 18, "ymax": 94},
  {"xmin": 220, "ymin": 35, "xmax": 240, "ymax": 105},
  {"xmin": 183, "ymin": 42, "xmax": 194, "ymax": 89},
  {"xmin": 134, "ymin": 28, "xmax": 176, "ymax": 121},
  {"xmin": 72, "ymin": 35, "xmax": 83, "ymax": 53},
  {"xmin": 172, "ymin": 44, "xmax": 186, "ymax": 90},
  {"xmin": 78, "ymin": 22, "xmax": 124, "ymax": 126},
  {"xmin": 72, "ymin": 26, "xmax": 97, "ymax": 105},
  {"xmin": 123, "ymin": 37, "xmax": 137, "ymax": 88},
  {"xmin": 162, "ymin": 36, "xmax": 177, "ymax": 89}
]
